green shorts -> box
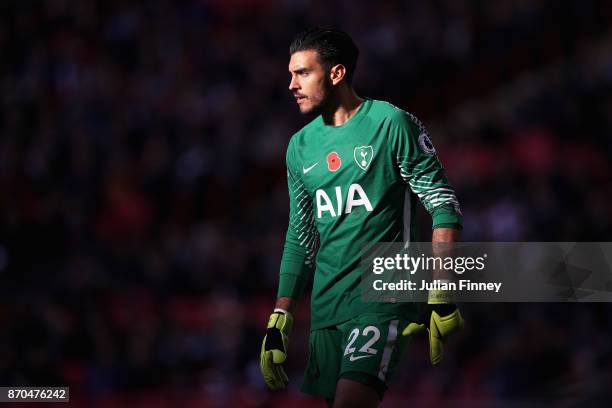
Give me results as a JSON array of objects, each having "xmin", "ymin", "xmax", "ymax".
[{"xmin": 300, "ymin": 313, "xmax": 410, "ymax": 400}]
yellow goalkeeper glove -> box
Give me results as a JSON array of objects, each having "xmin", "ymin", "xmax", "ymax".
[
  {"xmin": 403, "ymin": 290, "xmax": 464, "ymax": 365},
  {"xmin": 260, "ymin": 309, "xmax": 293, "ymax": 390}
]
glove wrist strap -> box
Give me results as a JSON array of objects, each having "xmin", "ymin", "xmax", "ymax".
[
  {"xmin": 428, "ymin": 281, "xmax": 453, "ymax": 304},
  {"xmin": 268, "ymin": 309, "xmax": 294, "ymax": 334}
]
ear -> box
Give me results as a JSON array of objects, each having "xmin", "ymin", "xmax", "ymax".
[{"xmin": 329, "ymin": 64, "xmax": 346, "ymax": 85}]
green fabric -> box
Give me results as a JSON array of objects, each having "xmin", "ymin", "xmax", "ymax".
[
  {"xmin": 431, "ymin": 205, "xmax": 463, "ymax": 229},
  {"xmin": 433, "ymin": 223, "xmax": 462, "ymax": 230},
  {"xmin": 300, "ymin": 312, "xmax": 413, "ymax": 399},
  {"xmin": 278, "ymin": 98, "xmax": 463, "ymax": 329},
  {"xmin": 277, "ymin": 272, "xmax": 307, "ymax": 299}
]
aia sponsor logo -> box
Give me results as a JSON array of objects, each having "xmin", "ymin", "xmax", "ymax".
[
  {"xmin": 327, "ymin": 151, "xmax": 341, "ymax": 172},
  {"xmin": 315, "ymin": 183, "xmax": 373, "ymax": 218}
]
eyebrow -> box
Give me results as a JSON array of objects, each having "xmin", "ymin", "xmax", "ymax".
[{"xmin": 289, "ymin": 67, "xmax": 309, "ymax": 74}]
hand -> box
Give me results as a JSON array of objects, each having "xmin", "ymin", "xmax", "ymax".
[
  {"xmin": 403, "ymin": 303, "xmax": 464, "ymax": 365},
  {"xmin": 260, "ymin": 309, "xmax": 293, "ymax": 390}
]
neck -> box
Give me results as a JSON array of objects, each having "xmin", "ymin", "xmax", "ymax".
[{"xmin": 321, "ymin": 86, "xmax": 364, "ymax": 126}]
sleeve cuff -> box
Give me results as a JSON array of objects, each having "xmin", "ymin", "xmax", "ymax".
[
  {"xmin": 433, "ymin": 222, "xmax": 462, "ymax": 230},
  {"xmin": 277, "ymin": 273, "xmax": 307, "ymax": 299},
  {"xmin": 431, "ymin": 205, "xmax": 463, "ymax": 230}
]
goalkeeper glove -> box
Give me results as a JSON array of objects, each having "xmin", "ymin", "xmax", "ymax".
[
  {"xmin": 260, "ymin": 309, "xmax": 293, "ymax": 390},
  {"xmin": 403, "ymin": 290, "xmax": 464, "ymax": 365}
]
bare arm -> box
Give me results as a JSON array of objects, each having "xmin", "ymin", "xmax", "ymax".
[
  {"xmin": 275, "ymin": 297, "xmax": 296, "ymax": 314},
  {"xmin": 432, "ymin": 227, "xmax": 461, "ymax": 281},
  {"xmin": 432, "ymin": 227, "xmax": 460, "ymax": 243}
]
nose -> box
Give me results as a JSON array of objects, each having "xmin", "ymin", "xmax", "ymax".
[{"xmin": 289, "ymin": 75, "xmax": 299, "ymax": 91}]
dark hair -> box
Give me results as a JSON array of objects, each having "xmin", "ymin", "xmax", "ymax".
[{"xmin": 289, "ymin": 27, "xmax": 359, "ymax": 84}]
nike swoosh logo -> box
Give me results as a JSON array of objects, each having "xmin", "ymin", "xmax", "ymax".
[
  {"xmin": 302, "ymin": 163, "xmax": 319, "ymax": 174},
  {"xmin": 349, "ymin": 354, "xmax": 374, "ymax": 362}
]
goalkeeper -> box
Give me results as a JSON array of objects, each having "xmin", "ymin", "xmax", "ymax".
[{"xmin": 260, "ymin": 27, "xmax": 464, "ymax": 407}]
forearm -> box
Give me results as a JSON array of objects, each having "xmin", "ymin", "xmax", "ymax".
[
  {"xmin": 275, "ymin": 297, "xmax": 297, "ymax": 314},
  {"xmin": 432, "ymin": 227, "xmax": 460, "ymax": 244},
  {"xmin": 431, "ymin": 227, "xmax": 461, "ymax": 282},
  {"xmin": 278, "ymin": 239, "xmax": 313, "ymax": 299}
]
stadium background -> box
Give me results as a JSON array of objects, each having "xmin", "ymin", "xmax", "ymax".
[{"xmin": 1, "ymin": 0, "xmax": 611, "ymax": 406}]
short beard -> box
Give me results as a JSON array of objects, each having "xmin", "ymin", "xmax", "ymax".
[{"xmin": 305, "ymin": 77, "xmax": 336, "ymax": 117}]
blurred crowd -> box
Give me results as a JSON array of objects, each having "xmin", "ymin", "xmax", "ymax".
[{"xmin": 0, "ymin": 0, "xmax": 611, "ymax": 406}]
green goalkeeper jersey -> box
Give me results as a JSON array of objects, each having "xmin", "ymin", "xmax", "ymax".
[{"xmin": 278, "ymin": 98, "xmax": 462, "ymax": 330}]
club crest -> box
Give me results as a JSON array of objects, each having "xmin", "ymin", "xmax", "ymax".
[{"xmin": 354, "ymin": 145, "xmax": 373, "ymax": 170}]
